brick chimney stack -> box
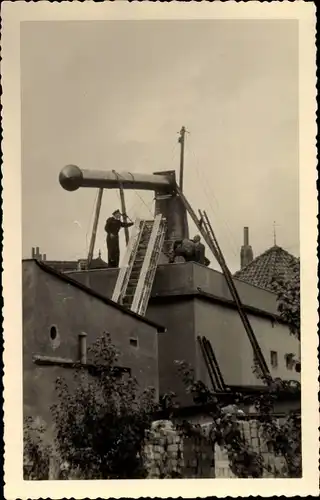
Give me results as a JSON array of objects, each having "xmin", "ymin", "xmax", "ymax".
[
  {"xmin": 31, "ymin": 247, "xmax": 46, "ymax": 261},
  {"xmin": 240, "ymin": 227, "xmax": 254, "ymax": 269}
]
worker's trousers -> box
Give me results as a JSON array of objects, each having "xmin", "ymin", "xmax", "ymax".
[{"xmin": 106, "ymin": 234, "xmax": 120, "ymax": 268}]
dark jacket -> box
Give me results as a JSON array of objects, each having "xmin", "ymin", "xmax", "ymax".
[
  {"xmin": 194, "ymin": 241, "xmax": 205, "ymax": 264},
  {"xmin": 105, "ymin": 217, "xmax": 133, "ymax": 236}
]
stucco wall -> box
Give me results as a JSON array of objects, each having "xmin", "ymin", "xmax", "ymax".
[
  {"xmin": 194, "ymin": 299, "xmax": 300, "ymax": 387},
  {"xmin": 67, "ymin": 268, "xmax": 118, "ymax": 299},
  {"xmin": 192, "ymin": 263, "xmax": 279, "ymax": 315},
  {"xmin": 148, "ymin": 295, "xmax": 300, "ymax": 400},
  {"xmin": 147, "ymin": 299, "xmax": 195, "ymax": 404},
  {"xmin": 68, "ymin": 262, "xmax": 280, "ymax": 316},
  {"xmin": 66, "ymin": 262, "xmax": 300, "ymax": 395},
  {"xmin": 23, "ymin": 261, "xmax": 159, "ymax": 423}
]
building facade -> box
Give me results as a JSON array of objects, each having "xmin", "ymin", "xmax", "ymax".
[
  {"xmin": 23, "ymin": 259, "xmax": 163, "ymax": 424},
  {"xmin": 67, "ymin": 261, "xmax": 301, "ymax": 404}
]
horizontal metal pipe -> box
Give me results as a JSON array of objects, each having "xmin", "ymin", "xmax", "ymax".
[{"xmin": 59, "ymin": 164, "xmax": 175, "ymax": 192}]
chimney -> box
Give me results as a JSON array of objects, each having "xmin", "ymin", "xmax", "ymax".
[
  {"xmin": 244, "ymin": 227, "xmax": 249, "ymax": 246},
  {"xmin": 35, "ymin": 247, "xmax": 40, "ymax": 260},
  {"xmin": 42, "ymin": 254, "xmax": 47, "ymax": 262},
  {"xmin": 240, "ymin": 226, "xmax": 254, "ymax": 269},
  {"xmin": 31, "ymin": 247, "xmax": 35, "ymax": 259}
]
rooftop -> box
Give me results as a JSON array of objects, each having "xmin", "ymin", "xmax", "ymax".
[
  {"xmin": 23, "ymin": 259, "xmax": 166, "ymax": 333},
  {"xmin": 234, "ymin": 245, "xmax": 299, "ymax": 291},
  {"xmin": 43, "ymin": 255, "xmax": 108, "ymax": 272}
]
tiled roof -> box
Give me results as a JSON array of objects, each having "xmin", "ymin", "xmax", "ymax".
[{"xmin": 233, "ymin": 245, "xmax": 299, "ymax": 291}]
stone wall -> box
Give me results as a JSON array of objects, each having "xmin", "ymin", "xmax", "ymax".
[
  {"xmin": 143, "ymin": 418, "xmax": 286, "ymax": 479},
  {"xmin": 214, "ymin": 419, "xmax": 286, "ymax": 478},
  {"xmin": 143, "ymin": 420, "xmax": 184, "ymax": 478},
  {"xmin": 24, "ymin": 417, "xmax": 287, "ymax": 479}
]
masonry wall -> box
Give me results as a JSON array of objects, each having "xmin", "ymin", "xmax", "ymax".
[
  {"xmin": 143, "ymin": 418, "xmax": 287, "ymax": 479},
  {"xmin": 32, "ymin": 416, "xmax": 288, "ymax": 480},
  {"xmin": 23, "ymin": 261, "xmax": 159, "ymax": 424}
]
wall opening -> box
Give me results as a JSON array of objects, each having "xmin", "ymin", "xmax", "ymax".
[
  {"xmin": 270, "ymin": 350, "xmax": 278, "ymax": 368},
  {"xmin": 50, "ymin": 325, "xmax": 57, "ymax": 340},
  {"xmin": 285, "ymin": 353, "xmax": 294, "ymax": 370},
  {"xmin": 129, "ymin": 338, "xmax": 138, "ymax": 348},
  {"xmin": 49, "ymin": 324, "xmax": 60, "ymax": 349}
]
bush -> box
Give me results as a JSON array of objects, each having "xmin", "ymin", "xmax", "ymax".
[
  {"xmin": 23, "ymin": 416, "xmax": 51, "ymax": 480},
  {"xmin": 173, "ymin": 360, "xmax": 301, "ymax": 478},
  {"xmin": 49, "ymin": 333, "xmax": 158, "ymax": 479}
]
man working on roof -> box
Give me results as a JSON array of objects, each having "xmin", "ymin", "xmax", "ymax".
[
  {"xmin": 169, "ymin": 238, "xmax": 196, "ymax": 264},
  {"xmin": 193, "ymin": 234, "xmax": 210, "ymax": 267},
  {"xmin": 169, "ymin": 235, "xmax": 210, "ymax": 266},
  {"xmin": 105, "ymin": 209, "xmax": 134, "ymax": 268}
]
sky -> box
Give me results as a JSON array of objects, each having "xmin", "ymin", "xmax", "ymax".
[{"xmin": 21, "ymin": 19, "xmax": 299, "ymax": 273}]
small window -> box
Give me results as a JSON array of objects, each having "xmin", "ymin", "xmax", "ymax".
[
  {"xmin": 49, "ymin": 324, "xmax": 60, "ymax": 349},
  {"xmin": 50, "ymin": 325, "xmax": 57, "ymax": 340},
  {"xmin": 270, "ymin": 351, "xmax": 278, "ymax": 368},
  {"xmin": 285, "ymin": 354, "xmax": 294, "ymax": 370},
  {"xmin": 129, "ymin": 338, "xmax": 138, "ymax": 348}
]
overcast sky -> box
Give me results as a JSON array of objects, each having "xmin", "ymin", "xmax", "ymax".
[{"xmin": 21, "ymin": 19, "xmax": 299, "ymax": 272}]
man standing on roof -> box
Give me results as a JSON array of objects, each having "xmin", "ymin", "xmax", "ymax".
[{"xmin": 105, "ymin": 209, "xmax": 134, "ymax": 268}]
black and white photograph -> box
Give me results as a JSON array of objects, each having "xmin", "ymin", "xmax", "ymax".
[{"xmin": 2, "ymin": 2, "xmax": 318, "ymax": 498}]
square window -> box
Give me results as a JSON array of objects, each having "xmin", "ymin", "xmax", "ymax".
[
  {"xmin": 129, "ymin": 338, "xmax": 138, "ymax": 348},
  {"xmin": 270, "ymin": 351, "xmax": 278, "ymax": 368},
  {"xmin": 285, "ymin": 354, "xmax": 294, "ymax": 370}
]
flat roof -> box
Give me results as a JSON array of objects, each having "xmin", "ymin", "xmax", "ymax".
[{"xmin": 23, "ymin": 259, "xmax": 166, "ymax": 333}]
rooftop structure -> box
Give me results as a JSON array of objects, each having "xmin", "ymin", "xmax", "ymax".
[
  {"xmin": 30, "ymin": 247, "xmax": 108, "ymax": 272},
  {"xmin": 234, "ymin": 243, "xmax": 299, "ymax": 292}
]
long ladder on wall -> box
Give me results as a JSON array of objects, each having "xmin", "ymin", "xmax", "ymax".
[
  {"xmin": 112, "ymin": 214, "xmax": 167, "ymax": 317},
  {"xmin": 175, "ymin": 186, "xmax": 272, "ymax": 386}
]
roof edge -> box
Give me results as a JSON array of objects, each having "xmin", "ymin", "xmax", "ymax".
[
  {"xmin": 150, "ymin": 289, "xmax": 286, "ymax": 324},
  {"xmin": 27, "ymin": 259, "xmax": 166, "ymax": 332}
]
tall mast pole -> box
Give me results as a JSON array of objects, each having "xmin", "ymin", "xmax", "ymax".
[
  {"xmin": 111, "ymin": 170, "xmax": 130, "ymax": 246},
  {"xmin": 119, "ymin": 183, "xmax": 129, "ymax": 246},
  {"xmin": 87, "ymin": 188, "xmax": 104, "ymax": 268},
  {"xmin": 178, "ymin": 126, "xmax": 186, "ymax": 192}
]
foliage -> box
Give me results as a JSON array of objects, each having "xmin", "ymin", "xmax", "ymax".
[
  {"xmin": 24, "ymin": 264, "xmax": 301, "ymax": 480},
  {"xmin": 23, "ymin": 416, "xmax": 51, "ymax": 480},
  {"xmin": 271, "ymin": 258, "xmax": 300, "ymax": 340},
  {"xmin": 50, "ymin": 333, "xmax": 158, "ymax": 479},
  {"xmin": 174, "ymin": 360, "xmax": 301, "ymax": 478},
  {"xmin": 174, "ymin": 361, "xmax": 265, "ymax": 477},
  {"xmin": 253, "ymin": 390, "xmax": 301, "ymax": 478}
]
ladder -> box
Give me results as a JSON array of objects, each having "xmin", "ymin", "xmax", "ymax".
[
  {"xmin": 175, "ymin": 186, "xmax": 273, "ymax": 386},
  {"xmin": 112, "ymin": 214, "xmax": 167, "ymax": 317},
  {"xmin": 197, "ymin": 336, "xmax": 227, "ymax": 392}
]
